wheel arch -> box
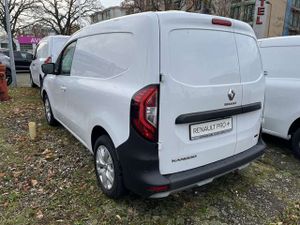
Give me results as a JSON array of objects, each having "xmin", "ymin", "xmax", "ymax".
[
  {"xmin": 91, "ymin": 126, "xmax": 114, "ymax": 153},
  {"xmin": 42, "ymin": 90, "xmax": 47, "ymax": 101},
  {"xmin": 288, "ymin": 117, "xmax": 300, "ymax": 135}
]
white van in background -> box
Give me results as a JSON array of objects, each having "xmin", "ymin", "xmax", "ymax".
[
  {"xmin": 41, "ymin": 12, "xmax": 265, "ymax": 198},
  {"xmin": 259, "ymin": 36, "xmax": 300, "ymax": 158},
  {"xmin": 30, "ymin": 35, "xmax": 69, "ymax": 88}
]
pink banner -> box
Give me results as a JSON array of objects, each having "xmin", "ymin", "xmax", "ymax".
[{"xmin": 17, "ymin": 36, "xmax": 42, "ymax": 44}]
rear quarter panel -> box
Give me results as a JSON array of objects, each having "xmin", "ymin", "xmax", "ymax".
[{"xmin": 67, "ymin": 14, "xmax": 160, "ymax": 151}]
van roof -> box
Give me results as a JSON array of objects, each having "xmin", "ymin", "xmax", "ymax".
[
  {"xmin": 40, "ymin": 35, "xmax": 70, "ymax": 43},
  {"xmin": 259, "ymin": 36, "xmax": 300, "ymax": 48},
  {"xmin": 70, "ymin": 11, "xmax": 256, "ymax": 42}
]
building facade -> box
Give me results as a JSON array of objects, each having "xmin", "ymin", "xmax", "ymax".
[
  {"xmin": 17, "ymin": 36, "xmax": 42, "ymax": 53},
  {"xmin": 91, "ymin": 6, "xmax": 127, "ymax": 23},
  {"xmin": 230, "ymin": 0, "xmax": 300, "ymax": 38},
  {"xmin": 283, "ymin": 0, "xmax": 300, "ymax": 35},
  {"xmin": 0, "ymin": 35, "xmax": 20, "ymax": 51}
]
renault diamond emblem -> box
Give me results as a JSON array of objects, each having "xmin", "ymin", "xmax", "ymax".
[{"xmin": 228, "ymin": 89, "xmax": 235, "ymax": 101}]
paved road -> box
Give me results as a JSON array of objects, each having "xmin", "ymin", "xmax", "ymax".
[{"xmin": 16, "ymin": 72, "xmax": 30, "ymax": 87}]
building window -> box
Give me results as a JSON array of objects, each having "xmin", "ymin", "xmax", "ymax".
[
  {"xmin": 243, "ymin": 4, "xmax": 255, "ymax": 23},
  {"xmin": 290, "ymin": 12, "xmax": 300, "ymax": 28},
  {"xmin": 292, "ymin": 0, "xmax": 300, "ymax": 8},
  {"xmin": 230, "ymin": 6, "xmax": 241, "ymax": 20},
  {"xmin": 194, "ymin": 0, "xmax": 202, "ymax": 11},
  {"xmin": 174, "ymin": 0, "xmax": 182, "ymax": 9},
  {"xmin": 106, "ymin": 10, "xmax": 111, "ymax": 19},
  {"xmin": 20, "ymin": 44, "xmax": 33, "ymax": 52},
  {"xmin": 0, "ymin": 43, "xmax": 8, "ymax": 49}
]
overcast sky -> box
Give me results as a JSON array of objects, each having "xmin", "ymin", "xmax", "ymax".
[{"xmin": 101, "ymin": 0, "xmax": 122, "ymax": 7}]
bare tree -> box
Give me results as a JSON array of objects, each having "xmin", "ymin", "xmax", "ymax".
[
  {"xmin": 16, "ymin": 22, "xmax": 52, "ymax": 38},
  {"xmin": 121, "ymin": 0, "xmax": 157, "ymax": 13},
  {"xmin": 213, "ymin": 0, "xmax": 231, "ymax": 17},
  {"xmin": 0, "ymin": 0, "xmax": 37, "ymax": 36},
  {"xmin": 121, "ymin": 0, "xmax": 190, "ymax": 13},
  {"xmin": 121, "ymin": 0, "xmax": 217, "ymax": 14},
  {"xmin": 34, "ymin": 0, "xmax": 102, "ymax": 35}
]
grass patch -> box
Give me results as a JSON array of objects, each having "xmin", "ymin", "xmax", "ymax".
[{"xmin": 0, "ymin": 88, "xmax": 300, "ymax": 225}]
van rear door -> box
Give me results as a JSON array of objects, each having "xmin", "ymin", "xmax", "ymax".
[
  {"xmin": 234, "ymin": 33, "xmax": 264, "ymax": 154},
  {"xmin": 158, "ymin": 14, "xmax": 243, "ymax": 175}
]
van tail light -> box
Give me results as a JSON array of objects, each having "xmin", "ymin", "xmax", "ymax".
[
  {"xmin": 44, "ymin": 57, "xmax": 52, "ymax": 64},
  {"xmin": 212, "ymin": 18, "xmax": 232, "ymax": 27},
  {"xmin": 131, "ymin": 85, "xmax": 159, "ymax": 142}
]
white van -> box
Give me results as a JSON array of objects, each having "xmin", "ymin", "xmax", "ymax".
[
  {"xmin": 41, "ymin": 12, "xmax": 265, "ymax": 198},
  {"xmin": 259, "ymin": 36, "xmax": 300, "ymax": 158},
  {"xmin": 30, "ymin": 35, "xmax": 69, "ymax": 88}
]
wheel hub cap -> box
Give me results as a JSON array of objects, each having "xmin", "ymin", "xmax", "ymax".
[
  {"xmin": 96, "ymin": 145, "xmax": 115, "ymax": 190},
  {"xmin": 45, "ymin": 99, "xmax": 51, "ymax": 121}
]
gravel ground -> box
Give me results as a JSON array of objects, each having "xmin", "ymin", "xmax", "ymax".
[{"xmin": 0, "ymin": 85, "xmax": 299, "ymax": 225}]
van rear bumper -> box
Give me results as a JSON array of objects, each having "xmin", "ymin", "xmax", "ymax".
[{"xmin": 117, "ymin": 127, "xmax": 266, "ymax": 198}]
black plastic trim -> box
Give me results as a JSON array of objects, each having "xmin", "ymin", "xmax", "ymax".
[
  {"xmin": 116, "ymin": 125, "xmax": 266, "ymax": 197},
  {"xmin": 166, "ymin": 138, "xmax": 265, "ymax": 190},
  {"xmin": 116, "ymin": 126, "xmax": 169, "ymax": 197},
  {"xmin": 175, "ymin": 102, "xmax": 262, "ymax": 124}
]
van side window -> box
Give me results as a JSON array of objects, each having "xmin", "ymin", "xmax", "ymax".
[
  {"xmin": 71, "ymin": 33, "xmax": 133, "ymax": 79},
  {"xmin": 60, "ymin": 41, "xmax": 77, "ymax": 75}
]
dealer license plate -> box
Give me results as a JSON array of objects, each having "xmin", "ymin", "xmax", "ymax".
[{"xmin": 190, "ymin": 118, "xmax": 233, "ymax": 140}]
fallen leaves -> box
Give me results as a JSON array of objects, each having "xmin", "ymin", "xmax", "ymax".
[
  {"xmin": 42, "ymin": 149, "xmax": 55, "ymax": 161},
  {"xmin": 116, "ymin": 215, "xmax": 122, "ymax": 221},
  {"xmin": 12, "ymin": 171, "xmax": 22, "ymax": 178},
  {"xmin": 31, "ymin": 179, "xmax": 38, "ymax": 187},
  {"xmin": 36, "ymin": 210, "xmax": 44, "ymax": 219}
]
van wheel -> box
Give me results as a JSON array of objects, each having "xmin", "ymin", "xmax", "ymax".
[
  {"xmin": 291, "ymin": 128, "xmax": 300, "ymax": 159},
  {"xmin": 94, "ymin": 135, "xmax": 125, "ymax": 199},
  {"xmin": 43, "ymin": 94, "xmax": 58, "ymax": 126},
  {"xmin": 39, "ymin": 75, "xmax": 43, "ymax": 89},
  {"xmin": 30, "ymin": 73, "xmax": 37, "ymax": 88}
]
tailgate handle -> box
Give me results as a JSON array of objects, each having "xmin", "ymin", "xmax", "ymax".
[{"xmin": 175, "ymin": 102, "xmax": 262, "ymax": 124}]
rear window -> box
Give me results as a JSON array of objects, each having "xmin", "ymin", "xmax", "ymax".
[
  {"xmin": 260, "ymin": 46, "xmax": 300, "ymax": 79},
  {"xmin": 235, "ymin": 34, "xmax": 262, "ymax": 82},
  {"xmin": 168, "ymin": 29, "xmax": 240, "ymax": 86}
]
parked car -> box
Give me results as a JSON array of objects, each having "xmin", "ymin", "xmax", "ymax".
[
  {"xmin": 0, "ymin": 49, "xmax": 33, "ymax": 72},
  {"xmin": 0, "ymin": 52, "xmax": 12, "ymax": 86},
  {"xmin": 41, "ymin": 12, "xmax": 265, "ymax": 198},
  {"xmin": 30, "ymin": 35, "xmax": 69, "ymax": 88},
  {"xmin": 259, "ymin": 36, "xmax": 300, "ymax": 158}
]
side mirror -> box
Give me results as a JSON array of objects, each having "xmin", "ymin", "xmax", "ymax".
[{"xmin": 42, "ymin": 63, "xmax": 56, "ymax": 75}]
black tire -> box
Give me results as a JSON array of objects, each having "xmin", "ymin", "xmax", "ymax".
[
  {"xmin": 6, "ymin": 68, "xmax": 12, "ymax": 86},
  {"xmin": 39, "ymin": 75, "xmax": 43, "ymax": 89},
  {"xmin": 43, "ymin": 94, "xmax": 58, "ymax": 126},
  {"xmin": 94, "ymin": 135, "xmax": 125, "ymax": 199},
  {"xmin": 30, "ymin": 73, "xmax": 37, "ymax": 88},
  {"xmin": 291, "ymin": 128, "xmax": 300, "ymax": 159}
]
